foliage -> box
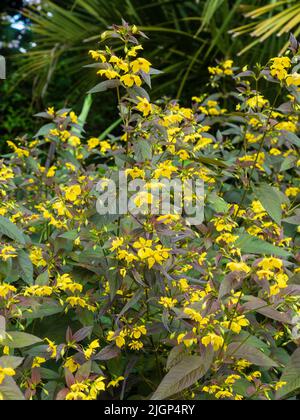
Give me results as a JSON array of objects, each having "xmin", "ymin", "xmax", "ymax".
[
  {"xmin": 0, "ymin": 23, "xmax": 299, "ymax": 401},
  {"xmin": 19, "ymin": 0, "xmax": 285, "ymax": 103},
  {"xmin": 232, "ymin": 0, "xmax": 300, "ymax": 55}
]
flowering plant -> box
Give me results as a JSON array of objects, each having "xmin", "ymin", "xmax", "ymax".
[{"xmin": 0, "ymin": 23, "xmax": 299, "ymax": 400}]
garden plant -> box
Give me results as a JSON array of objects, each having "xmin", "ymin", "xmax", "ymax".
[{"xmin": 0, "ymin": 22, "xmax": 299, "ymax": 401}]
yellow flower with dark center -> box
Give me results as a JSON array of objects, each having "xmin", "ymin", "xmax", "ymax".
[
  {"xmin": 65, "ymin": 184, "xmax": 81, "ymax": 202},
  {"xmin": 97, "ymin": 69, "xmax": 119, "ymax": 79},
  {"xmin": 201, "ymin": 333, "xmax": 224, "ymax": 351},
  {"xmin": 89, "ymin": 50, "xmax": 106, "ymax": 62},
  {"xmin": 120, "ymin": 74, "xmax": 142, "ymax": 87},
  {"xmin": 131, "ymin": 57, "xmax": 151, "ymax": 73},
  {"xmin": 64, "ymin": 357, "xmax": 80, "ymax": 373},
  {"xmin": 136, "ymin": 96, "xmax": 152, "ymax": 116}
]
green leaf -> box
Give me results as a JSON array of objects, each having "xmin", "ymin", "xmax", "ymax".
[
  {"xmin": 134, "ymin": 139, "xmax": 152, "ymax": 162},
  {"xmin": 88, "ymin": 80, "xmax": 120, "ymax": 94},
  {"xmin": 21, "ymin": 300, "xmax": 63, "ymax": 319},
  {"xmin": 285, "ymin": 132, "xmax": 300, "ymax": 148},
  {"xmin": 17, "ymin": 250, "xmax": 34, "ymax": 285},
  {"xmin": 276, "ymin": 348, "xmax": 300, "ymax": 399},
  {"xmin": 242, "ymin": 296, "xmax": 291, "ymax": 324},
  {"xmin": 36, "ymin": 270, "xmax": 49, "ymax": 286},
  {"xmin": 253, "ymin": 183, "xmax": 282, "ymax": 225},
  {"xmin": 59, "ymin": 230, "xmax": 78, "ymax": 240},
  {"xmin": 151, "ymin": 351, "xmax": 213, "ymax": 400},
  {"xmin": 118, "ymin": 289, "xmax": 143, "ymax": 319},
  {"xmin": 166, "ymin": 346, "xmax": 185, "ymax": 371},
  {"xmin": 280, "ymin": 155, "xmax": 297, "ymax": 172},
  {"xmin": 0, "ymin": 356, "xmax": 24, "ymax": 369},
  {"xmin": 2, "ymin": 332, "xmax": 42, "ymax": 348},
  {"xmin": 207, "ymin": 192, "xmax": 229, "ymax": 213},
  {"xmin": 235, "ymin": 232, "xmax": 291, "ymax": 258},
  {"xmin": 0, "ymin": 377, "xmax": 25, "ymax": 400},
  {"xmin": 40, "ymin": 368, "xmax": 60, "ymax": 380},
  {"xmin": 34, "ymin": 123, "xmax": 56, "ymax": 138},
  {"xmin": 226, "ymin": 342, "xmax": 278, "ymax": 367},
  {"xmin": 0, "ymin": 216, "xmax": 26, "ymax": 244},
  {"xmin": 76, "ymin": 360, "xmax": 92, "ymax": 382}
]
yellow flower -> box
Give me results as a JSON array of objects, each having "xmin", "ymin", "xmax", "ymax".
[
  {"xmin": 125, "ymin": 167, "xmax": 145, "ymax": 179},
  {"xmin": 0, "ymin": 367, "xmax": 15, "ymax": 384},
  {"xmin": 270, "ymin": 56, "xmax": 291, "ymax": 80},
  {"xmin": 216, "ymin": 233, "xmax": 238, "ymax": 245},
  {"xmin": 87, "ymin": 137, "xmax": 100, "ymax": 150},
  {"xmin": 133, "ymin": 191, "xmax": 153, "ymax": 208},
  {"xmin": 65, "ymin": 184, "xmax": 81, "ymax": 202},
  {"xmin": 99, "ymin": 140, "xmax": 111, "ymax": 153},
  {"xmin": 69, "ymin": 111, "xmax": 78, "ymax": 124},
  {"xmin": 66, "ymin": 296, "xmax": 87, "ymax": 309},
  {"xmin": 107, "ymin": 330, "xmax": 127, "ymax": 348},
  {"xmin": 0, "ymin": 283, "xmax": 17, "ymax": 298},
  {"xmin": 120, "ymin": 74, "xmax": 142, "ymax": 87},
  {"xmin": 246, "ymin": 95, "xmax": 269, "ymax": 109},
  {"xmin": 24, "ymin": 285, "xmax": 53, "ymax": 297},
  {"xmin": 286, "ymin": 73, "xmax": 300, "ymax": 86},
  {"xmin": 157, "ymin": 214, "xmax": 180, "ymax": 224},
  {"xmin": 222, "ymin": 315, "xmax": 250, "ymax": 334},
  {"xmin": 130, "ymin": 325, "xmax": 147, "ymax": 339},
  {"xmin": 46, "ymin": 166, "xmax": 57, "ymax": 178},
  {"xmin": 153, "ymin": 161, "xmax": 177, "ymax": 179},
  {"xmin": 47, "ymin": 107, "xmax": 55, "ymax": 116},
  {"xmin": 273, "ymin": 381, "xmax": 287, "ymax": 391},
  {"xmin": 177, "ymin": 333, "xmax": 197, "ymax": 347},
  {"xmin": 269, "ymin": 148, "xmax": 281, "ymax": 156},
  {"xmin": 198, "ymin": 252, "xmax": 207, "ymax": 265},
  {"xmin": 84, "ymin": 339, "xmax": 100, "ymax": 359},
  {"xmin": 57, "ymin": 273, "xmax": 83, "ymax": 293},
  {"xmin": 45, "ymin": 338, "xmax": 57, "ymax": 359},
  {"xmin": 64, "ymin": 357, "xmax": 80, "ymax": 373},
  {"xmin": 131, "ymin": 58, "xmax": 151, "ymax": 73},
  {"xmin": 201, "ymin": 333, "xmax": 224, "ymax": 351},
  {"xmin": 110, "ymin": 237, "xmax": 124, "ymax": 251},
  {"xmin": 109, "ymin": 56, "xmax": 129, "ymax": 72},
  {"xmin": 128, "ymin": 340, "xmax": 144, "ymax": 350},
  {"xmin": 136, "ymin": 97, "xmax": 152, "ymax": 116},
  {"xmin": 158, "ymin": 296, "xmax": 177, "ymax": 309},
  {"xmin": 29, "ymin": 247, "xmax": 47, "ymax": 267},
  {"xmin": 68, "ymin": 136, "xmax": 81, "ymax": 147},
  {"xmin": 89, "ymin": 50, "xmax": 106, "ymax": 62},
  {"xmin": 285, "ymin": 187, "xmax": 299, "ymax": 197},
  {"xmin": 7, "ymin": 141, "xmax": 29, "ymax": 158},
  {"xmin": 0, "ymin": 245, "xmax": 18, "ymax": 261},
  {"xmin": 257, "ymin": 257, "xmax": 283, "ymax": 271},
  {"xmin": 97, "ymin": 69, "xmax": 119, "ymax": 79},
  {"xmin": 32, "ymin": 357, "xmax": 46, "ymax": 368},
  {"xmin": 226, "ymin": 262, "xmax": 250, "ymax": 274},
  {"xmin": 107, "ymin": 376, "xmax": 124, "ymax": 388},
  {"xmin": 89, "ymin": 376, "xmax": 106, "ymax": 399},
  {"xmin": 127, "ymin": 45, "xmax": 143, "ymax": 57}
]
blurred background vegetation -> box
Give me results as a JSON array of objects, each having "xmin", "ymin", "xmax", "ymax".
[{"xmin": 1, "ymin": 0, "xmax": 299, "ymax": 146}]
